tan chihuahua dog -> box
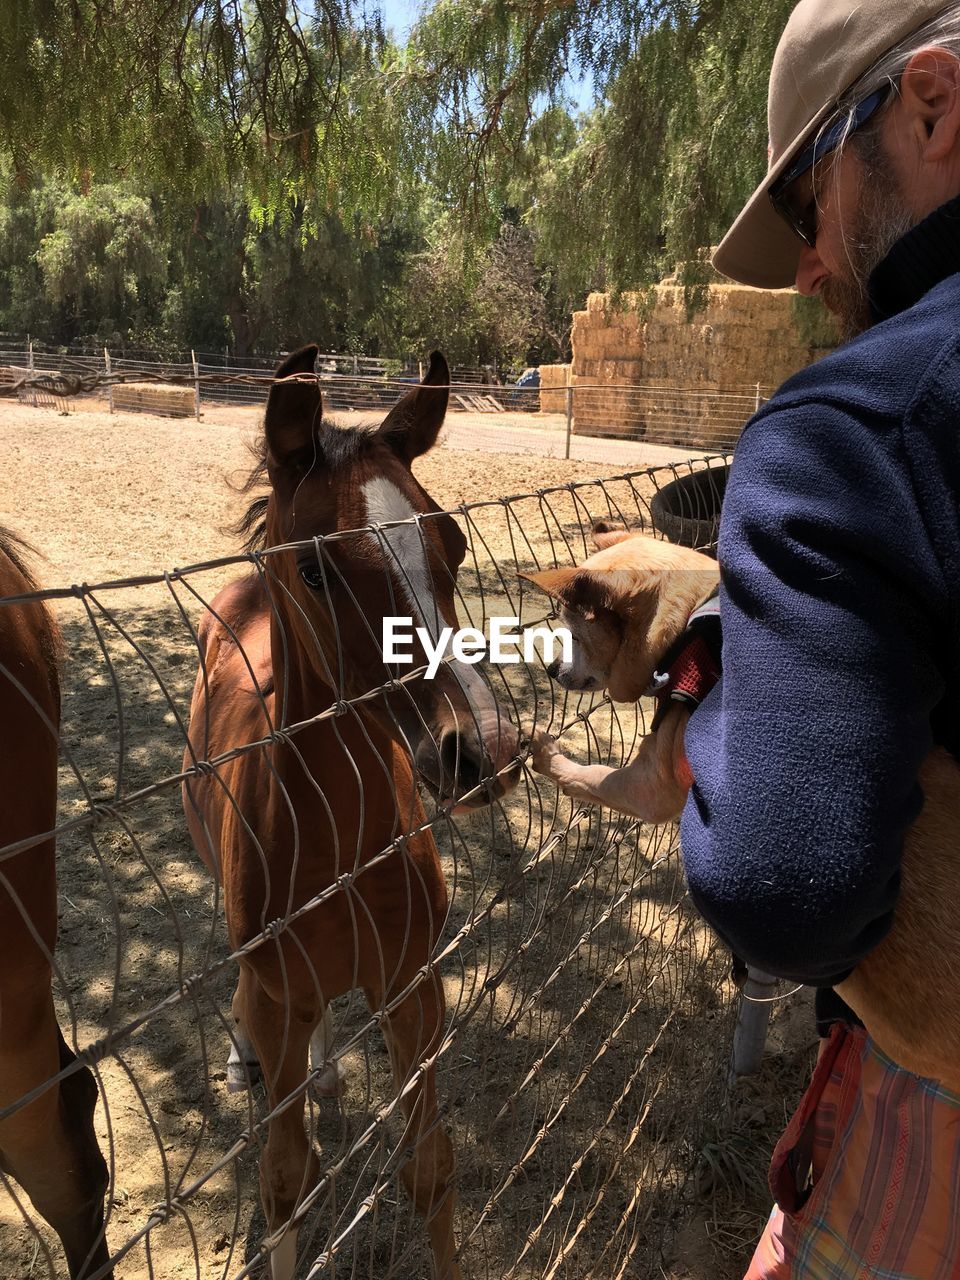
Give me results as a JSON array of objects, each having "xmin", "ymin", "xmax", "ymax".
[
  {"xmin": 526, "ymin": 526, "xmax": 960, "ymax": 1092},
  {"xmin": 526, "ymin": 527, "xmax": 719, "ymax": 823}
]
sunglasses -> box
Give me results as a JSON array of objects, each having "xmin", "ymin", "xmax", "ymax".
[{"xmin": 769, "ymin": 88, "xmax": 889, "ymax": 248}]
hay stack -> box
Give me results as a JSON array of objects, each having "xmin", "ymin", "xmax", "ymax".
[
  {"xmin": 570, "ymin": 283, "xmax": 837, "ymax": 441},
  {"xmin": 538, "ymin": 364, "xmax": 571, "ymax": 414},
  {"xmin": 113, "ymin": 381, "xmax": 194, "ymax": 418}
]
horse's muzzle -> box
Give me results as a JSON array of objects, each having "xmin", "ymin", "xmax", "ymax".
[{"xmin": 415, "ymin": 724, "xmax": 521, "ymax": 812}]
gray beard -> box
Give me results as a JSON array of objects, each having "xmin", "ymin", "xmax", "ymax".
[{"xmin": 821, "ymin": 137, "xmax": 914, "ymax": 341}]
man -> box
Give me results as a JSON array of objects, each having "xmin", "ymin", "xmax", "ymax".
[{"xmin": 680, "ymin": 1, "xmax": 960, "ymax": 1275}]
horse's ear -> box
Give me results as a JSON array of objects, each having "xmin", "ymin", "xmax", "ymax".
[
  {"xmin": 378, "ymin": 351, "xmax": 449, "ymax": 462},
  {"xmin": 265, "ymin": 344, "xmax": 323, "ymax": 463}
]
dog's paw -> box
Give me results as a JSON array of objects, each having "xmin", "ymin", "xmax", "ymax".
[{"xmin": 529, "ymin": 730, "xmax": 563, "ymax": 776}]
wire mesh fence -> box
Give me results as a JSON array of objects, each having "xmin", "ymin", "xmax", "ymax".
[
  {"xmin": 0, "ymin": 346, "xmax": 766, "ymax": 452},
  {"xmin": 568, "ymin": 384, "xmax": 762, "ymax": 453},
  {"xmin": 0, "ymin": 450, "xmax": 740, "ymax": 1280}
]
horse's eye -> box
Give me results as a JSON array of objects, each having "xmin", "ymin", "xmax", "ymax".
[{"xmin": 299, "ymin": 564, "xmax": 324, "ymax": 591}]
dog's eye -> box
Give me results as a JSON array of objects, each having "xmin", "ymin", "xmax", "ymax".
[{"xmin": 299, "ymin": 564, "xmax": 324, "ymax": 591}]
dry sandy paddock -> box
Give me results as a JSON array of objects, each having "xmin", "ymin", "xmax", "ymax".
[{"xmin": 0, "ymin": 398, "xmax": 810, "ymax": 1280}]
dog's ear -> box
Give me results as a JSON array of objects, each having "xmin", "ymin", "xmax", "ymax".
[
  {"xmin": 590, "ymin": 517, "xmax": 633, "ymax": 550},
  {"xmin": 519, "ymin": 567, "xmax": 579, "ymax": 601},
  {"xmin": 592, "ymin": 528, "xmax": 637, "ymax": 551},
  {"xmin": 520, "ymin": 567, "xmax": 623, "ymax": 620}
]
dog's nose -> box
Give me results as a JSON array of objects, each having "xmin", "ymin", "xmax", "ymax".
[{"xmin": 547, "ymin": 658, "xmax": 561, "ymax": 679}]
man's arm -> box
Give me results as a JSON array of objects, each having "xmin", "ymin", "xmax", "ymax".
[{"xmin": 680, "ymin": 402, "xmax": 947, "ymax": 986}]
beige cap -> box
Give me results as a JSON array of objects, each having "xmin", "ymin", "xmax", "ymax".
[{"xmin": 713, "ymin": 0, "xmax": 953, "ymax": 288}]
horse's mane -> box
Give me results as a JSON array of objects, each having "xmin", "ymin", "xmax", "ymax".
[
  {"xmin": 232, "ymin": 441, "xmax": 271, "ymax": 555},
  {"xmin": 232, "ymin": 419, "xmax": 384, "ymax": 554},
  {"xmin": 0, "ymin": 526, "xmax": 42, "ymax": 590},
  {"xmin": 0, "ymin": 525, "xmax": 64, "ymax": 687}
]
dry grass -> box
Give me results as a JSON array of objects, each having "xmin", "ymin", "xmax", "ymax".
[{"xmin": 0, "ymin": 398, "xmax": 814, "ymax": 1280}]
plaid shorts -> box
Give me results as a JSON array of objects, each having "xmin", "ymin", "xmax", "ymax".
[{"xmin": 744, "ymin": 1022, "xmax": 960, "ymax": 1279}]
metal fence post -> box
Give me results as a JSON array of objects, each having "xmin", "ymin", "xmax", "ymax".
[
  {"xmin": 754, "ymin": 382, "xmax": 761, "ymax": 413},
  {"xmin": 28, "ymin": 338, "xmax": 34, "ymax": 371},
  {"xmin": 192, "ymin": 349, "xmax": 201, "ymax": 421},
  {"xmin": 104, "ymin": 348, "xmax": 113, "ymax": 414},
  {"xmin": 730, "ymin": 967, "xmax": 777, "ymax": 1080},
  {"xmin": 564, "ymin": 383, "xmax": 573, "ymax": 460}
]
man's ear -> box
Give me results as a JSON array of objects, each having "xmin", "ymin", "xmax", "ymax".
[{"xmin": 899, "ymin": 48, "xmax": 960, "ymax": 161}]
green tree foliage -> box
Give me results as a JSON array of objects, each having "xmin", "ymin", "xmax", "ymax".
[
  {"xmin": 0, "ymin": 179, "xmax": 423, "ymax": 356},
  {"xmin": 402, "ymin": 0, "xmax": 795, "ymax": 277},
  {"xmin": 0, "ymin": 1, "xmax": 801, "ymax": 354},
  {"xmin": 36, "ymin": 186, "xmax": 165, "ymax": 338},
  {"xmin": 1, "ymin": 2, "xmax": 796, "ymax": 275},
  {"xmin": 400, "ymin": 216, "xmax": 569, "ymax": 366},
  {"xmin": 0, "ymin": 2, "xmax": 403, "ymax": 222}
]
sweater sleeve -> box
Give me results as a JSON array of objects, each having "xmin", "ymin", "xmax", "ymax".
[{"xmin": 679, "ymin": 402, "xmax": 947, "ymax": 986}]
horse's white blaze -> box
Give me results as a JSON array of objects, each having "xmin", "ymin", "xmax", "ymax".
[{"xmin": 361, "ymin": 476, "xmax": 495, "ymax": 726}]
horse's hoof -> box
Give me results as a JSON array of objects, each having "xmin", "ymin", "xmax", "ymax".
[
  {"xmin": 226, "ymin": 1045, "xmax": 263, "ymax": 1093},
  {"xmin": 312, "ymin": 1059, "xmax": 346, "ymax": 1098}
]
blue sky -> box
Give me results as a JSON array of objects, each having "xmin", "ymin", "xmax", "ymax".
[
  {"xmin": 379, "ymin": 0, "xmax": 420, "ymax": 38},
  {"xmin": 374, "ymin": 0, "xmax": 595, "ymax": 110}
]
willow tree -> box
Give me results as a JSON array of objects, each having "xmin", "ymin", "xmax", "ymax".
[
  {"xmin": 0, "ymin": 2, "xmax": 406, "ymax": 225},
  {"xmin": 0, "ymin": 0, "xmax": 795, "ymax": 293},
  {"xmin": 399, "ymin": 0, "xmax": 796, "ymax": 293}
]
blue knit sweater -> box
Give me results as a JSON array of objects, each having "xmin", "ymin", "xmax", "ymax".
[{"xmin": 680, "ymin": 196, "xmax": 960, "ymax": 991}]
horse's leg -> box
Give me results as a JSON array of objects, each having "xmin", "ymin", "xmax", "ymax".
[
  {"xmin": 0, "ymin": 979, "xmax": 110, "ymax": 1279},
  {"xmin": 227, "ymin": 981, "xmax": 263, "ymax": 1093},
  {"xmin": 235, "ymin": 962, "xmax": 320, "ymax": 1280},
  {"xmin": 309, "ymin": 1004, "xmax": 345, "ymax": 1098},
  {"xmin": 230, "ymin": 986, "xmax": 343, "ymax": 1098},
  {"xmin": 379, "ymin": 970, "xmax": 461, "ymax": 1280}
]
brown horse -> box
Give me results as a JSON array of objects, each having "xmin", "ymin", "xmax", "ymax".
[
  {"xmin": 183, "ymin": 347, "xmax": 521, "ymax": 1279},
  {"xmin": 0, "ymin": 530, "xmax": 111, "ymax": 1278}
]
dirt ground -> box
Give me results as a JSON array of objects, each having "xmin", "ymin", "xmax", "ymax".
[
  {"xmin": 0, "ymin": 397, "xmax": 813, "ymax": 1280},
  {"xmin": 2, "ymin": 397, "xmax": 677, "ymax": 585}
]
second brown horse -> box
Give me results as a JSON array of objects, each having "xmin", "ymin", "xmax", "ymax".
[{"xmin": 0, "ymin": 531, "xmax": 110, "ymax": 1278}]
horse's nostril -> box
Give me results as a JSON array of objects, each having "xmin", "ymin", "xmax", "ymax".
[
  {"xmin": 438, "ymin": 732, "xmax": 485, "ymax": 793},
  {"xmin": 547, "ymin": 658, "xmax": 561, "ymax": 679}
]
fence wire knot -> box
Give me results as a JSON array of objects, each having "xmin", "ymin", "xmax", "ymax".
[{"xmin": 78, "ymin": 1034, "xmax": 116, "ymax": 1069}]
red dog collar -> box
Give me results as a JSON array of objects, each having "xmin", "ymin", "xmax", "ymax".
[{"xmin": 650, "ymin": 593, "xmax": 721, "ymax": 731}]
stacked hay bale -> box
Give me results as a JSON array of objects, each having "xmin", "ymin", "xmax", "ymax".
[
  {"xmin": 112, "ymin": 381, "xmax": 195, "ymax": 418},
  {"xmin": 571, "ymin": 284, "xmax": 836, "ymax": 447},
  {"xmin": 538, "ymin": 364, "xmax": 572, "ymax": 413},
  {"xmin": 572, "ymin": 295, "xmax": 649, "ymax": 437}
]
